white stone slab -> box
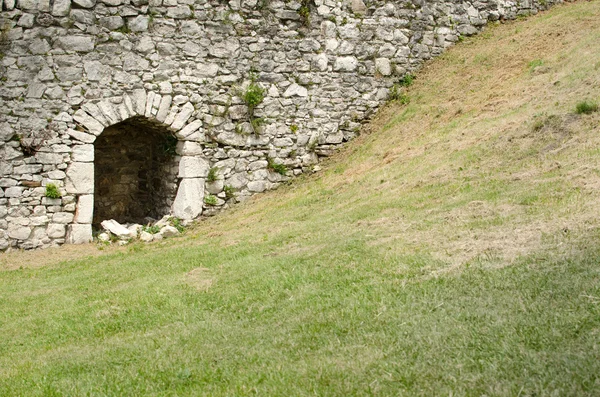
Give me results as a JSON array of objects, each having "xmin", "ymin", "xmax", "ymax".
[
  {"xmin": 172, "ymin": 178, "xmax": 204, "ymax": 220},
  {"xmin": 171, "ymin": 102, "xmax": 195, "ymax": 130},
  {"xmin": 67, "ymin": 224, "xmax": 93, "ymax": 244},
  {"xmin": 131, "ymin": 89, "xmax": 146, "ymax": 115},
  {"xmin": 74, "ymin": 194, "xmax": 93, "ymax": 224},
  {"xmin": 178, "ymin": 156, "xmax": 209, "ymax": 178},
  {"xmin": 73, "ymin": 109, "xmax": 104, "ymax": 135},
  {"xmin": 156, "ymin": 95, "xmax": 172, "ymax": 122},
  {"xmin": 65, "ymin": 162, "xmax": 94, "ymax": 194},
  {"xmin": 101, "ymin": 219, "xmax": 131, "ymax": 238}
]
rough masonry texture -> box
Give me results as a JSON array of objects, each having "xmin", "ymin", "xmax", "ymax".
[{"xmin": 0, "ymin": 0, "xmax": 558, "ymax": 250}]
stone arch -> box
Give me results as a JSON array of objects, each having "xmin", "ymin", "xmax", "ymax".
[
  {"xmin": 92, "ymin": 116, "xmax": 179, "ymax": 225},
  {"xmin": 65, "ymin": 90, "xmax": 207, "ymax": 242}
]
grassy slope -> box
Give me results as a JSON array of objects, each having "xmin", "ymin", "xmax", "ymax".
[{"xmin": 2, "ymin": 2, "xmax": 600, "ymax": 395}]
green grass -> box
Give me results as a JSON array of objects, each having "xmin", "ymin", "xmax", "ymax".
[
  {"xmin": 575, "ymin": 100, "xmax": 598, "ymax": 114},
  {"xmin": 2, "ymin": 1, "xmax": 600, "ymax": 395}
]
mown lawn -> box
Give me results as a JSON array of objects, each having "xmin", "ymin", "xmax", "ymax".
[{"xmin": 2, "ymin": 1, "xmax": 600, "ymax": 395}]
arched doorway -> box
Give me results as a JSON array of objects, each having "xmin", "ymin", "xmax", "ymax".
[{"xmin": 93, "ymin": 116, "xmax": 179, "ymax": 226}]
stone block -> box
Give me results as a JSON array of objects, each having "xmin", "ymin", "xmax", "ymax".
[
  {"xmin": 375, "ymin": 58, "xmax": 392, "ymax": 76},
  {"xmin": 72, "ymin": 144, "xmax": 94, "ymax": 162},
  {"xmin": 176, "ymin": 120, "xmax": 203, "ymax": 139},
  {"xmin": 172, "ymin": 178, "xmax": 204, "ymax": 220},
  {"xmin": 53, "ymin": 212, "xmax": 75, "ymax": 224},
  {"xmin": 51, "ymin": 0, "xmax": 70, "ymax": 16},
  {"xmin": 67, "ymin": 129, "xmax": 96, "ymax": 144},
  {"xmin": 4, "ymin": 187, "xmax": 24, "ymax": 198},
  {"xmin": 73, "ymin": 110, "xmax": 104, "ymax": 135},
  {"xmin": 65, "ymin": 162, "xmax": 94, "ymax": 194},
  {"xmin": 283, "ymin": 83, "xmax": 308, "ymax": 98},
  {"xmin": 333, "ymin": 56, "xmax": 358, "ymax": 72},
  {"xmin": 128, "ymin": 15, "xmax": 149, "ymax": 32},
  {"xmin": 67, "ymin": 224, "xmax": 92, "ymax": 244},
  {"xmin": 178, "ymin": 156, "xmax": 209, "ymax": 178},
  {"xmin": 101, "ymin": 219, "xmax": 131, "ymax": 238},
  {"xmin": 47, "ymin": 223, "xmax": 66, "ymax": 238},
  {"xmin": 74, "ymin": 194, "xmax": 93, "ymax": 224},
  {"xmin": 72, "ymin": 0, "xmax": 95, "ymax": 7},
  {"xmin": 7, "ymin": 225, "xmax": 31, "ymax": 240},
  {"xmin": 55, "ymin": 36, "xmax": 95, "ymax": 52},
  {"xmin": 156, "ymin": 95, "xmax": 172, "ymax": 122},
  {"xmin": 131, "ymin": 89, "xmax": 147, "ymax": 115},
  {"xmin": 171, "ymin": 102, "xmax": 195, "ymax": 130}
]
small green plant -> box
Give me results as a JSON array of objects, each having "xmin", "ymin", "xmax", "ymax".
[
  {"xmin": 242, "ymin": 82, "xmax": 265, "ymax": 113},
  {"xmin": 242, "ymin": 78, "xmax": 266, "ymax": 135},
  {"xmin": 207, "ymin": 167, "xmax": 219, "ymax": 183},
  {"xmin": 45, "ymin": 183, "xmax": 61, "ymax": 199},
  {"xmin": 298, "ymin": 5, "xmax": 310, "ymax": 25},
  {"xmin": 528, "ymin": 59, "xmax": 544, "ymax": 72},
  {"xmin": 224, "ymin": 185, "xmax": 235, "ymax": 200},
  {"xmin": 169, "ymin": 217, "xmax": 185, "ymax": 233},
  {"xmin": 116, "ymin": 25, "xmax": 131, "ymax": 34},
  {"xmin": 142, "ymin": 224, "xmax": 161, "ymax": 234},
  {"xmin": 290, "ymin": 124, "xmax": 299, "ymax": 133},
  {"xmin": 399, "ymin": 74, "xmax": 415, "ymax": 87},
  {"xmin": 388, "ymin": 85, "xmax": 410, "ymax": 104},
  {"xmin": 250, "ymin": 117, "xmax": 265, "ymax": 133},
  {"xmin": 267, "ymin": 157, "xmax": 287, "ymax": 176},
  {"xmin": 204, "ymin": 194, "xmax": 218, "ymax": 206},
  {"xmin": 575, "ymin": 100, "xmax": 598, "ymax": 115}
]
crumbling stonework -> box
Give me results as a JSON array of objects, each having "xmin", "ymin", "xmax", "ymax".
[{"xmin": 0, "ymin": 0, "xmax": 559, "ymax": 250}]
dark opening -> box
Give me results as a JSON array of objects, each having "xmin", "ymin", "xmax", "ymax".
[{"xmin": 93, "ymin": 116, "xmax": 179, "ymax": 226}]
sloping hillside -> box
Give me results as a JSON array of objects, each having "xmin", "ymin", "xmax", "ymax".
[{"xmin": 1, "ymin": 1, "xmax": 600, "ymax": 395}]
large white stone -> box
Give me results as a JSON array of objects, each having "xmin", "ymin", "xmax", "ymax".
[
  {"xmin": 47, "ymin": 223, "xmax": 66, "ymax": 238},
  {"xmin": 156, "ymin": 95, "xmax": 172, "ymax": 122},
  {"xmin": 128, "ymin": 15, "xmax": 149, "ymax": 32},
  {"xmin": 73, "ymin": 109, "xmax": 104, "ymax": 135},
  {"xmin": 73, "ymin": 0, "xmax": 95, "ymax": 7},
  {"xmin": 145, "ymin": 91, "xmax": 156, "ymax": 118},
  {"xmin": 97, "ymin": 101, "xmax": 120, "ymax": 125},
  {"xmin": 51, "ymin": 0, "xmax": 70, "ymax": 16},
  {"xmin": 67, "ymin": 128, "xmax": 96, "ymax": 144},
  {"xmin": 313, "ymin": 53, "xmax": 328, "ymax": 72},
  {"xmin": 56, "ymin": 36, "xmax": 95, "ymax": 52},
  {"xmin": 67, "ymin": 224, "xmax": 93, "ymax": 244},
  {"xmin": 178, "ymin": 156, "xmax": 209, "ymax": 178},
  {"xmin": 72, "ymin": 144, "xmax": 94, "ymax": 162},
  {"xmin": 7, "ymin": 225, "xmax": 31, "ymax": 240},
  {"xmin": 172, "ymin": 178, "xmax": 204, "ymax": 220},
  {"xmin": 101, "ymin": 219, "xmax": 131, "ymax": 238},
  {"xmin": 53, "ymin": 212, "xmax": 74, "ymax": 224},
  {"xmin": 74, "ymin": 194, "xmax": 93, "ymax": 224},
  {"xmin": 171, "ymin": 102, "xmax": 195, "ymax": 130},
  {"xmin": 4, "ymin": 187, "xmax": 24, "ymax": 197},
  {"xmin": 81, "ymin": 102, "xmax": 109, "ymax": 126},
  {"xmin": 283, "ymin": 83, "xmax": 308, "ymax": 98},
  {"xmin": 131, "ymin": 89, "xmax": 147, "ymax": 115},
  {"xmin": 123, "ymin": 94, "xmax": 135, "ymax": 116},
  {"xmin": 375, "ymin": 58, "xmax": 392, "ymax": 76},
  {"xmin": 333, "ymin": 56, "xmax": 358, "ymax": 72},
  {"xmin": 65, "ymin": 162, "xmax": 94, "ymax": 194},
  {"xmin": 178, "ymin": 141, "xmax": 203, "ymax": 156},
  {"xmin": 176, "ymin": 119, "xmax": 203, "ymax": 139},
  {"xmin": 159, "ymin": 226, "xmax": 179, "ymax": 238}
]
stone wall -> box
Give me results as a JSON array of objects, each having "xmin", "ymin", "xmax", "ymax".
[{"xmin": 0, "ymin": 0, "xmax": 559, "ymax": 250}]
